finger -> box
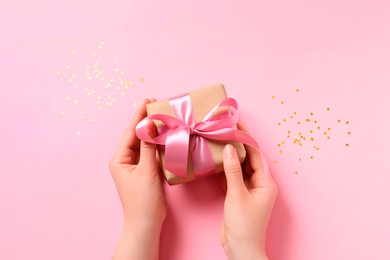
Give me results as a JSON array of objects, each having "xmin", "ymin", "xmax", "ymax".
[
  {"xmin": 237, "ymin": 121, "xmax": 264, "ymax": 171},
  {"xmin": 250, "ymin": 150, "xmax": 277, "ymax": 190},
  {"xmin": 112, "ymin": 98, "xmax": 150, "ymax": 165},
  {"xmin": 138, "ymin": 120, "xmax": 158, "ymax": 169},
  {"xmin": 223, "ymin": 144, "xmax": 246, "ymax": 196}
]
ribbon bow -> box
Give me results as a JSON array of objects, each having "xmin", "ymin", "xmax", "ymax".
[{"xmin": 136, "ymin": 95, "xmax": 259, "ymax": 178}]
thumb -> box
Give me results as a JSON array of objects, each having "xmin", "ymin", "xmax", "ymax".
[
  {"xmin": 223, "ymin": 144, "xmax": 246, "ymax": 196},
  {"xmin": 138, "ymin": 120, "xmax": 157, "ymax": 168}
]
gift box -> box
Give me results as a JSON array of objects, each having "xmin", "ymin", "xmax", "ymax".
[{"xmin": 136, "ymin": 83, "xmax": 258, "ymax": 185}]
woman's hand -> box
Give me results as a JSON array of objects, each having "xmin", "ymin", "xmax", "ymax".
[
  {"xmin": 109, "ymin": 98, "xmax": 166, "ymax": 260},
  {"xmin": 219, "ymin": 126, "xmax": 278, "ymax": 260}
]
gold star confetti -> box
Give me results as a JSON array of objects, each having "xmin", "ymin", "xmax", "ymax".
[
  {"xmin": 272, "ymin": 88, "xmax": 352, "ymax": 174},
  {"xmin": 58, "ymin": 42, "xmax": 145, "ymax": 133}
]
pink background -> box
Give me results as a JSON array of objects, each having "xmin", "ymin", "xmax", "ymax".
[{"xmin": 1, "ymin": 1, "xmax": 390, "ymax": 259}]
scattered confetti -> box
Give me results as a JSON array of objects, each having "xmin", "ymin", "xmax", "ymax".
[
  {"xmin": 271, "ymin": 88, "xmax": 352, "ymax": 174},
  {"xmin": 58, "ymin": 42, "xmax": 141, "ymax": 127}
]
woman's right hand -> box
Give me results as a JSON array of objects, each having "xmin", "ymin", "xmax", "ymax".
[{"xmin": 219, "ymin": 138, "xmax": 278, "ymax": 260}]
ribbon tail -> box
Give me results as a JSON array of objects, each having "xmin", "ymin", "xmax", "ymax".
[{"xmin": 164, "ymin": 127, "xmax": 191, "ymax": 178}]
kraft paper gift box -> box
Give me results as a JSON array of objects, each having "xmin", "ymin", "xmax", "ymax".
[{"xmin": 140, "ymin": 83, "xmax": 249, "ymax": 185}]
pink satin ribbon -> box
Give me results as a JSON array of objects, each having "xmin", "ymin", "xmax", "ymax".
[{"xmin": 135, "ymin": 95, "xmax": 259, "ymax": 178}]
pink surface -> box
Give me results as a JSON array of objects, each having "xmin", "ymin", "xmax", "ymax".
[{"xmin": 1, "ymin": 1, "xmax": 390, "ymax": 259}]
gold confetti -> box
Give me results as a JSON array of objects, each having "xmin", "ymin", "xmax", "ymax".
[
  {"xmin": 328, "ymin": 127, "xmax": 331, "ymax": 131},
  {"xmin": 73, "ymin": 99, "xmax": 78, "ymax": 105},
  {"xmin": 274, "ymin": 160, "xmax": 277, "ymax": 164},
  {"xmin": 279, "ymin": 150, "xmax": 283, "ymax": 154},
  {"xmin": 310, "ymin": 112, "xmax": 314, "ymax": 116},
  {"xmin": 348, "ymin": 131, "xmax": 351, "ymax": 135},
  {"xmin": 310, "ymin": 137, "xmax": 314, "ymax": 141},
  {"xmin": 293, "ymin": 112, "xmax": 297, "ymax": 115},
  {"xmin": 294, "ymin": 171, "xmax": 298, "ymax": 174},
  {"xmin": 327, "ymin": 136, "xmax": 330, "ymax": 139},
  {"xmin": 306, "ymin": 118, "xmax": 310, "ymax": 122},
  {"xmin": 297, "ymin": 121, "xmax": 301, "ymax": 125},
  {"xmin": 346, "ymin": 143, "xmax": 349, "ymax": 147},
  {"xmin": 140, "ymin": 78, "xmax": 144, "ymax": 82},
  {"xmin": 346, "ymin": 121, "xmax": 349, "ymax": 124},
  {"xmin": 338, "ymin": 119, "xmax": 341, "ymax": 122},
  {"xmin": 310, "ymin": 156, "xmax": 314, "ymax": 159},
  {"xmin": 326, "ymin": 108, "xmax": 330, "ymax": 111},
  {"xmin": 281, "ymin": 101, "xmax": 285, "ymax": 104},
  {"xmin": 296, "ymin": 89, "xmax": 300, "ymax": 92}
]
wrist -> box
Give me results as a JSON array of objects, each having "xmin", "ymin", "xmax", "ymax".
[
  {"xmin": 225, "ymin": 244, "xmax": 268, "ymax": 260},
  {"xmin": 112, "ymin": 215, "xmax": 164, "ymax": 260}
]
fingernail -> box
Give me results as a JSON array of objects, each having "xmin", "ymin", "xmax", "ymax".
[{"xmin": 224, "ymin": 144, "xmax": 236, "ymax": 159}]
